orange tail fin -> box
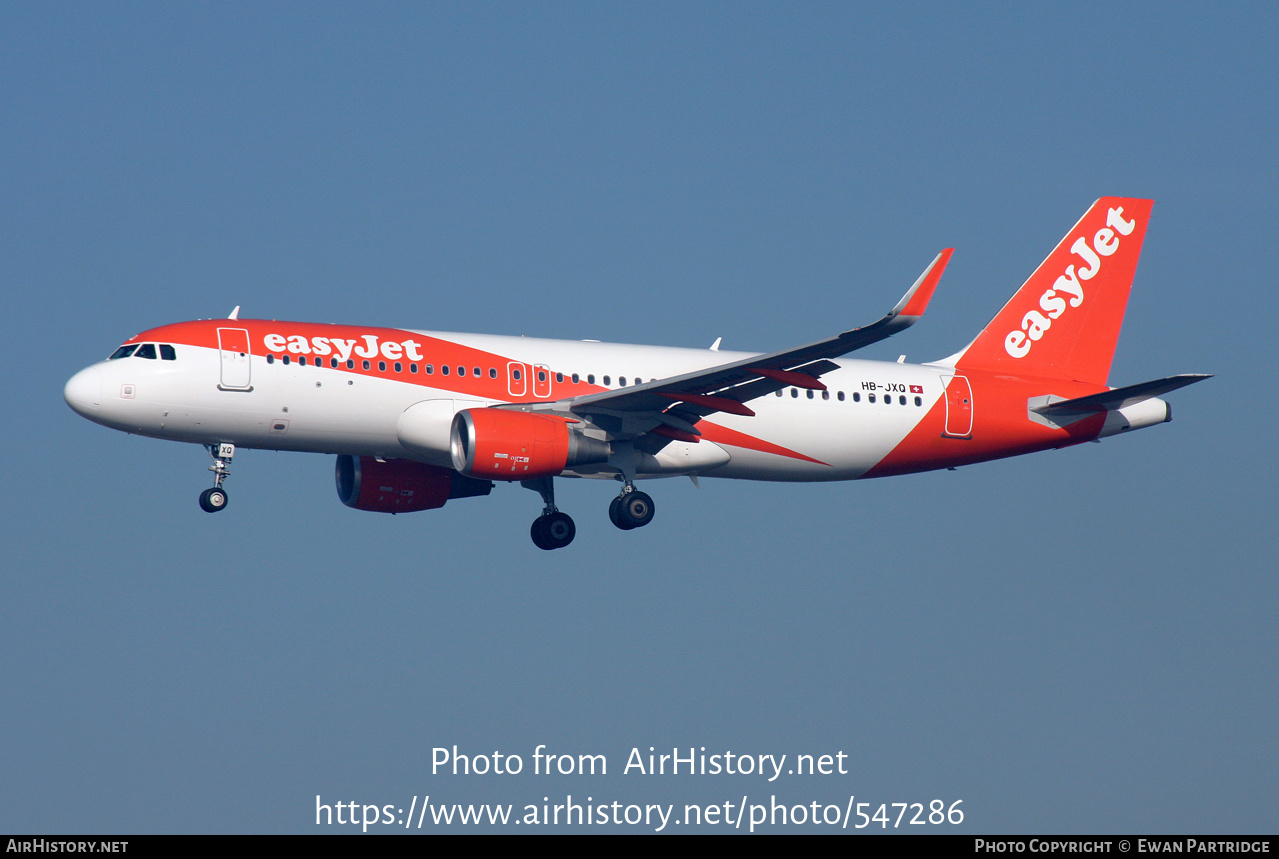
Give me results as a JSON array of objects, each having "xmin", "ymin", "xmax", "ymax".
[{"xmin": 952, "ymin": 197, "xmax": 1153, "ymax": 385}]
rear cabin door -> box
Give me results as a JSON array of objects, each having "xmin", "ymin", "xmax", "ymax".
[{"xmin": 941, "ymin": 375, "xmax": 973, "ymax": 438}]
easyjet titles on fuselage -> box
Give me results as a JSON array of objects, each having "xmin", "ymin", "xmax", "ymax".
[{"xmin": 263, "ymin": 332, "xmax": 425, "ymax": 364}]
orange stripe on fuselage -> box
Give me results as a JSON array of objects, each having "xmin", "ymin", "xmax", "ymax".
[
  {"xmin": 130, "ymin": 319, "xmax": 605, "ymax": 401},
  {"xmin": 695, "ymin": 422, "xmax": 829, "ymax": 466},
  {"xmin": 131, "ymin": 319, "xmax": 829, "ymax": 465}
]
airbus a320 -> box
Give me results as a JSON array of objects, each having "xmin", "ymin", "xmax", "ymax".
[{"xmin": 64, "ymin": 198, "xmax": 1209, "ymax": 549}]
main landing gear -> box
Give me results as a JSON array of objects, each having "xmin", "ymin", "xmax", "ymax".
[
  {"xmin": 521, "ymin": 476, "xmax": 657, "ymax": 549},
  {"xmin": 524, "ymin": 477, "xmax": 576, "ymax": 550},
  {"xmin": 199, "ymin": 443, "xmax": 234, "ymax": 513},
  {"xmin": 609, "ymin": 485, "xmax": 655, "ymax": 531}
]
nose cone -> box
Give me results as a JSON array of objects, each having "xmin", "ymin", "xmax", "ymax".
[{"xmin": 64, "ymin": 367, "xmax": 103, "ymax": 417}]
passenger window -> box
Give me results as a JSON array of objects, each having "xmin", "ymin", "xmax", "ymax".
[
  {"xmin": 109, "ymin": 345, "xmax": 138, "ymax": 360},
  {"xmin": 135, "ymin": 344, "xmax": 157, "ymax": 359},
  {"xmin": 394, "ymin": 362, "xmax": 402, "ymax": 373},
  {"xmin": 474, "ymin": 367, "xmax": 481, "ymax": 377},
  {"xmin": 837, "ymin": 391, "xmax": 845, "ymax": 401},
  {"xmin": 791, "ymin": 388, "xmax": 798, "ymax": 398},
  {"xmin": 619, "ymin": 376, "xmax": 626, "ymax": 386},
  {"xmin": 587, "ymin": 374, "xmax": 594, "ymax": 384},
  {"xmin": 160, "ymin": 345, "xmax": 176, "ymax": 360},
  {"xmin": 556, "ymin": 372, "xmax": 564, "ymax": 383},
  {"xmin": 378, "ymin": 361, "xmax": 386, "ymax": 371},
  {"xmin": 868, "ymin": 393, "xmax": 875, "ymax": 403},
  {"xmin": 490, "ymin": 368, "xmax": 497, "ymax": 379},
  {"xmin": 411, "ymin": 363, "xmax": 418, "ymax": 374},
  {"xmin": 572, "ymin": 373, "xmax": 579, "ymax": 384},
  {"xmin": 853, "ymin": 392, "xmax": 860, "ymax": 402},
  {"xmin": 267, "ymin": 354, "xmax": 275, "ymax": 364},
  {"xmin": 331, "ymin": 358, "xmax": 338, "ymax": 368},
  {"xmin": 914, "ymin": 396, "xmax": 922, "ymax": 406},
  {"xmin": 776, "ymin": 390, "xmax": 783, "ymax": 397},
  {"xmin": 899, "ymin": 395, "xmax": 907, "ymax": 405},
  {"xmin": 425, "ymin": 364, "xmax": 434, "ymax": 375},
  {"xmin": 346, "ymin": 359, "xmax": 354, "ymax": 369},
  {"xmin": 806, "ymin": 390, "xmax": 814, "ymax": 399},
  {"xmin": 538, "ymin": 370, "xmax": 548, "ymax": 382},
  {"xmin": 283, "ymin": 355, "xmax": 291, "ymax": 365},
  {"xmin": 603, "ymin": 375, "xmax": 611, "ymax": 386},
  {"xmin": 442, "ymin": 365, "xmax": 450, "ymax": 376},
  {"xmin": 822, "ymin": 390, "xmax": 829, "ymax": 400},
  {"xmin": 457, "ymin": 366, "xmax": 465, "ymax": 376},
  {"xmin": 362, "ymin": 360, "xmax": 370, "ymax": 370}
]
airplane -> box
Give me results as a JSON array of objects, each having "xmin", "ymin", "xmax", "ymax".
[{"xmin": 64, "ymin": 197, "xmax": 1209, "ymax": 549}]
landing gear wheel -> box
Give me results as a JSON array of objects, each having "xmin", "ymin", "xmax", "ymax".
[
  {"xmin": 531, "ymin": 512, "xmax": 576, "ymax": 550},
  {"xmin": 620, "ymin": 490, "xmax": 654, "ymax": 528},
  {"xmin": 530, "ymin": 516, "xmax": 551, "ymax": 549},
  {"xmin": 199, "ymin": 487, "xmax": 228, "ymax": 513},
  {"xmin": 543, "ymin": 512, "xmax": 575, "ymax": 548},
  {"xmin": 611, "ymin": 491, "xmax": 654, "ymax": 530},
  {"xmin": 609, "ymin": 496, "xmax": 634, "ymax": 531}
]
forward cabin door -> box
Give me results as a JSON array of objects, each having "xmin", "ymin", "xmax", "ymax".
[{"xmin": 218, "ymin": 328, "xmax": 252, "ymax": 390}]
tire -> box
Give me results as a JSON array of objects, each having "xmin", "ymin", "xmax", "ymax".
[
  {"xmin": 199, "ymin": 487, "xmax": 228, "ymax": 513},
  {"xmin": 618, "ymin": 491, "xmax": 654, "ymax": 528},
  {"xmin": 530, "ymin": 516, "xmax": 552, "ymax": 550},
  {"xmin": 609, "ymin": 496, "xmax": 634, "ymax": 531},
  {"xmin": 544, "ymin": 512, "xmax": 575, "ymax": 548}
]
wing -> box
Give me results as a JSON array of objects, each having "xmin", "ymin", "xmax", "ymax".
[{"xmin": 508, "ymin": 249, "xmax": 953, "ymax": 439}]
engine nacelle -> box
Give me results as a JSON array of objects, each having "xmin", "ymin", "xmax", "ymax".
[
  {"xmin": 450, "ymin": 408, "xmax": 611, "ymax": 481},
  {"xmin": 335, "ymin": 455, "xmax": 492, "ymax": 513}
]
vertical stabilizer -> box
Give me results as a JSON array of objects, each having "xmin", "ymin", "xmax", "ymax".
[{"xmin": 952, "ymin": 198, "xmax": 1153, "ymax": 385}]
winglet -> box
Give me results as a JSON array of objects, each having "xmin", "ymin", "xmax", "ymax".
[
  {"xmin": 228, "ymin": 306, "xmax": 241, "ymax": 320},
  {"xmin": 890, "ymin": 248, "xmax": 953, "ymax": 320}
]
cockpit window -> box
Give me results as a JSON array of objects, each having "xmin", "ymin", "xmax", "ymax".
[
  {"xmin": 135, "ymin": 344, "xmax": 157, "ymax": 359},
  {"xmin": 109, "ymin": 345, "xmax": 138, "ymax": 360},
  {"xmin": 160, "ymin": 344, "xmax": 176, "ymax": 360}
]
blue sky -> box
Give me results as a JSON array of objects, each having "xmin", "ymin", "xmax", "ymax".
[{"xmin": 3, "ymin": 2, "xmax": 1274, "ymax": 833}]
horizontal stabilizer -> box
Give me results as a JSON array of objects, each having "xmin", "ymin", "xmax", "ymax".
[{"xmin": 1032, "ymin": 374, "xmax": 1212, "ymax": 416}]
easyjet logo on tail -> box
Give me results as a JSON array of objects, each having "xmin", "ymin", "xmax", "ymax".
[{"xmin": 1004, "ymin": 206, "xmax": 1137, "ymax": 359}]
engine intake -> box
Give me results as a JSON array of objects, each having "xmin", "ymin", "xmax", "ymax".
[{"xmin": 450, "ymin": 408, "xmax": 611, "ymax": 480}]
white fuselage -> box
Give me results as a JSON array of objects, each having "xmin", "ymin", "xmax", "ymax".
[{"xmin": 65, "ymin": 325, "xmax": 954, "ymax": 483}]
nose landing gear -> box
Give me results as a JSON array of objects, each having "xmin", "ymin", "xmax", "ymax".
[
  {"xmin": 199, "ymin": 486, "xmax": 228, "ymax": 512},
  {"xmin": 200, "ymin": 443, "xmax": 235, "ymax": 513}
]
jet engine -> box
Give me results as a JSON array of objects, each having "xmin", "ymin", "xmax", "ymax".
[
  {"xmin": 335, "ymin": 455, "xmax": 492, "ymax": 513},
  {"xmin": 450, "ymin": 408, "xmax": 611, "ymax": 481}
]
